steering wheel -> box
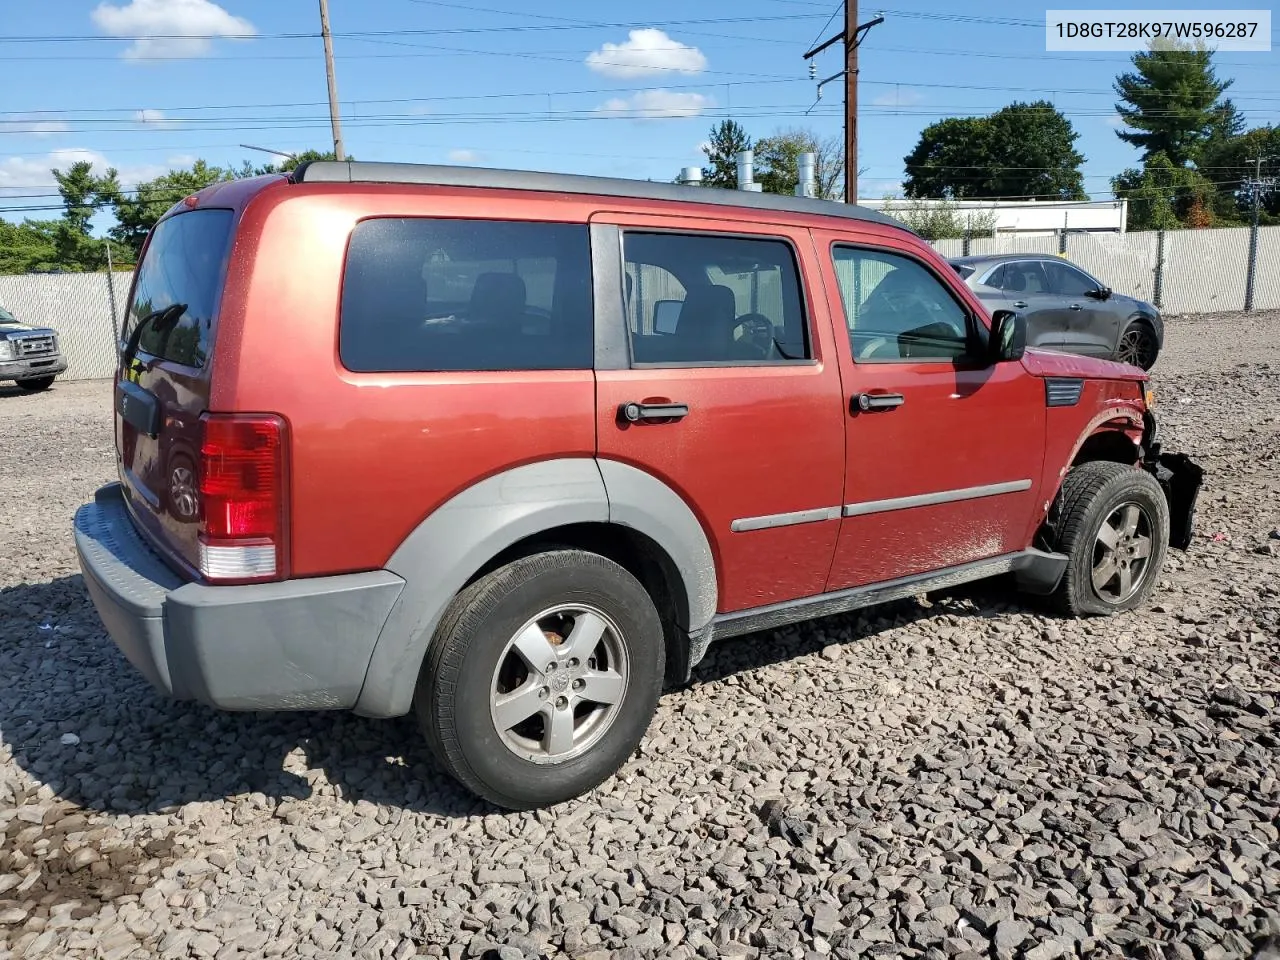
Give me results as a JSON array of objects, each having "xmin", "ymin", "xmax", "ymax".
[{"xmin": 731, "ymin": 313, "xmax": 778, "ymax": 360}]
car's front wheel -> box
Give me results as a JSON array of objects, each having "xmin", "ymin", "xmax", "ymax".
[
  {"xmin": 415, "ymin": 550, "xmax": 665, "ymax": 810},
  {"xmin": 1115, "ymin": 320, "xmax": 1159, "ymax": 370},
  {"xmin": 1050, "ymin": 461, "xmax": 1170, "ymax": 616},
  {"xmin": 16, "ymin": 376, "xmax": 55, "ymax": 392}
]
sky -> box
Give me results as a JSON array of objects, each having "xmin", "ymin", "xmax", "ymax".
[{"xmin": 1, "ymin": 0, "xmax": 1277, "ymax": 226}]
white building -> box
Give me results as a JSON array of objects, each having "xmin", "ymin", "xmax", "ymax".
[{"xmin": 857, "ymin": 197, "xmax": 1129, "ymax": 236}]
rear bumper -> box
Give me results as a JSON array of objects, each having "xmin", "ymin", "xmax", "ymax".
[
  {"xmin": 73, "ymin": 483, "xmax": 405, "ymax": 710},
  {"xmin": 0, "ymin": 355, "xmax": 68, "ymax": 380}
]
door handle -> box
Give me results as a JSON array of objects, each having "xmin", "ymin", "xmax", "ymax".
[
  {"xmin": 619, "ymin": 401, "xmax": 689, "ymax": 423},
  {"xmin": 1069, "ymin": 303, "xmax": 1083, "ymax": 311},
  {"xmin": 1012, "ymin": 300, "xmax": 1029, "ymax": 309},
  {"xmin": 852, "ymin": 392, "xmax": 905, "ymax": 413}
]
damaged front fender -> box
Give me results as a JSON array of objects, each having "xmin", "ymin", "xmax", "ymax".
[{"xmin": 1141, "ymin": 411, "xmax": 1205, "ymax": 551}]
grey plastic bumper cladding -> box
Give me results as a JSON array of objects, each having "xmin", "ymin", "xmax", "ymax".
[{"xmin": 74, "ymin": 484, "xmax": 405, "ymax": 711}]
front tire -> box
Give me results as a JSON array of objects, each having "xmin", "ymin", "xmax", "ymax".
[
  {"xmin": 1114, "ymin": 321, "xmax": 1158, "ymax": 370},
  {"xmin": 415, "ymin": 550, "xmax": 665, "ymax": 810},
  {"xmin": 1050, "ymin": 461, "xmax": 1170, "ymax": 616},
  {"xmin": 16, "ymin": 376, "xmax": 55, "ymax": 392}
]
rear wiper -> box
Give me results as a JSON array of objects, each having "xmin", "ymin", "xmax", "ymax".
[{"xmin": 119, "ymin": 303, "xmax": 187, "ymax": 370}]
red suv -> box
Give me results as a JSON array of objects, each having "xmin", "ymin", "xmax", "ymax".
[{"xmin": 74, "ymin": 162, "xmax": 1203, "ymax": 809}]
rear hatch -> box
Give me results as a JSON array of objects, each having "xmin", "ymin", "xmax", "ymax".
[{"xmin": 116, "ymin": 206, "xmax": 237, "ymax": 580}]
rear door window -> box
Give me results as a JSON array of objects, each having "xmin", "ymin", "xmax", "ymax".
[
  {"xmin": 126, "ymin": 209, "xmax": 235, "ymax": 368},
  {"xmin": 340, "ymin": 218, "xmax": 593, "ymax": 372},
  {"xmin": 622, "ymin": 232, "xmax": 810, "ymax": 365},
  {"xmin": 1001, "ymin": 261, "xmax": 1050, "ymax": 295}
]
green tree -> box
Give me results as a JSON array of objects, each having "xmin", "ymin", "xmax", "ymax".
[
  {"xmin": 51, "ymin": 161, "xmax": 120, "ymax": 270},
  {"xmin": 108, "ymin": 160, "xmax": 234, "ymax": 258},
  {"xmin": 1197, "ymin": 125, "xmax": 1280, "ymax": 224},
  {"xmin": 1111, "ymin": 151, "xmax": 1219, "ymax": 230},
  {"xmin": 0, "ymin": 220, "xmax": 61, "ymax": 274},
  {"xmin": 903, "ymin": 102, "xmax": 1085, "ymax": 200},
  {"xmin": 754, "ymin": 127, "xmax": 846, "ymax": 200},
  {"xmin": 1113, "ymin": 42, "xmax": 1235, "ymax": 166},
  {"xmin": 877, "ymin": 197, "xmax": 997, "ymax": 241},
  {"xmin": 700, "ymin": 120, "xmax": 752, "ymax": 189},
  {"xmin": 245, "ymin": 149, "xmax": 346, "ymax": 177}
]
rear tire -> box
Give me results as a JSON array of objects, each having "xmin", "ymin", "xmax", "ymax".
[
  {"xmin": 16, "ymin": 376, "xmax": 55, "ymax": 392},
  {"xmin": 415, "ymin": 550, "xmax": 665, "ymax": 810},
  {"xmin": 1050, "ymin": 461, "xmax": 1170, "ymax": 617}
]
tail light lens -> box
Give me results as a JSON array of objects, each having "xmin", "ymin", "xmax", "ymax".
[{"xmin": 198, "ymin": 413, "xmax": 288, "ymax": 583}]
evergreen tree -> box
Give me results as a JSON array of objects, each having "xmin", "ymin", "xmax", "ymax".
[
  {"xmin": 1114, "ymin": 42, "xmax": 1234, "ymax": 165},
  {"xmin": 700, "ymin": 120, "xmax": 752, "ymax": 189}
]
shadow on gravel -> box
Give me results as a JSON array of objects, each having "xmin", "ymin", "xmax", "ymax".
[
  {"xmin": 2, "ymin": 573, "xmax": 1033, "ymax": 821},
  {"xmin": 0, "ymin": 384, "xmax": 56, "ymax": 400},
  {"xmin": 0, "ymin": 575, "xmax": 491, "ymax": 820},
  {"xmin": 690, "ymin": 576, "xmax": 1032, "ymax": 686}
]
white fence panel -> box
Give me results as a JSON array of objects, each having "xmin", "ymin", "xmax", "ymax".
[
  {"xmin": 1064, "ymin": 231, "xmax": 1159, "ymax": 305},
  {"xmin": 1162, "ymin": 227, "xmax": 1251, "ymax": 314},
  {"xmin": 1251, "ymin": 225, "xmax": 1280, "ymax": 312},
  {"xmin": 970, "ymin": 234, "xmax": 1062, "ymax": 256},
  {"xmin": 930, "ymin": 239, "xmax": 965, "ymax": 258}
]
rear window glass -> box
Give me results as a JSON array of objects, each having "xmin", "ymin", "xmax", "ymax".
[
  {"xmin": 340, "ymin": 218, "xmax": 593, "ymax": 372},
  {"xmin": 126, "ymin": 209, "xmax": 234, "ymax": 368},
  {"xmin": 950, "ymin": 263, "xmax": 975, "ymax": 279}
]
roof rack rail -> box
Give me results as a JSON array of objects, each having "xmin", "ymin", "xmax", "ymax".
[{"xmin": 290, "ymin": 160, "xmax": 906, "ymax": 230}]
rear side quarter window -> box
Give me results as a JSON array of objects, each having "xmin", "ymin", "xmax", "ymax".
[{"xmin": 340, "ymin": 218, "xmax": 594, "ymax": 372}]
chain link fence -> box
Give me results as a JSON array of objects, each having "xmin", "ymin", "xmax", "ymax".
[
  {"xmin": 0, "ymin": 271, "xmax": 130, "ymax": 381},
  {"xmin": 1, "ymin": 223, "xmax": 1277, "ymax": 383}
]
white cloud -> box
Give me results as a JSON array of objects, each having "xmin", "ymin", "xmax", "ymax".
[
  {"xmin": 447, "ymin": 149, "xmax": 482, "ymax": 164},
  {"xmin": 597, "ymin": 89, "xmax": 713, "ymax": 121},
  {"xmin": 91, "ymin": 0, "xmax": 256, "ymax": 60},
  {"xmin": 0, "ymin": 149, "xmax": 169, "ymax": 199},
  {"xmin": 860, "ymin": 179, "xmax": 905, "ymax": 198},
  {"xmin": 135, "ymin": 108, "xmax": 180, "ymax": 126},
  {"xmin": 0, "ymin": 116, "xmax": 71, "ymax": 138},
  {"xmin": 871, "ymin": 88, "xmax": 925, "ymax": 108},
  {"xmin": 167, "ymin": 153, "xmax": 198, "ymax": 167},
  {"xmin": 0, "ymin": 149, "xmax": 112, "ymax": 196},
  {"xmin": 586, "ymin": 29, "xmax": 707, "ymax": 78}
]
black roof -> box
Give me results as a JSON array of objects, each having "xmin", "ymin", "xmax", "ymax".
[{"xmin": 292, "ymin": 160, "xmax": 910, "ymax": 231}]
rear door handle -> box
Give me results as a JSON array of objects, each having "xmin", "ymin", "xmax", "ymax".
[
  {"xmin": 1012, "ymin": 300, "xmax": 1029, "ymax": 309},
  {"xmin": 852, "ymin": 392, "xmax": 905, "ymax": 412},
  {"xmin": 1069, "ymin": 303, "xmax": 1083, "ymax": 311},
  {"xmin": 619, "ymin": 401, "xmax": 689, "ymax": 423}
]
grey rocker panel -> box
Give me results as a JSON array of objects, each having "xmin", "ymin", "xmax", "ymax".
[{"xmin": 353, "ymin": 457, "xmax": 719, "ymax": 718}]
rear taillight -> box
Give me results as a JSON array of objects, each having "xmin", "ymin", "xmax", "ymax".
[{"xmin": 197, "ymin": 413, "xmax": 288, "ymax": 583}]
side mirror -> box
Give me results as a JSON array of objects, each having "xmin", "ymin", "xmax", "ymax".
[
  {"xmin": 989, "ymin": 309, "xmax": 1026, "ymax": 363},
  {"xmin": 1088, "ymin": 286, "xmax": 1112, "ymax": 300}
]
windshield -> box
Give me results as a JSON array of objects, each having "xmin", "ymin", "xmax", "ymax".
[
  {"xmin": 124, "ymin": 209, "xmax": 234, "ymax": 368},
  {"xmin": 0, "ymin": 307, "xmax": 16, "ymax": 324}
]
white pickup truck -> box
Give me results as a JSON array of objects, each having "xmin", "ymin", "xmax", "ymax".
[{"xmin": 0, "ymin": 306, "xmax": 68, "ymax": 392}]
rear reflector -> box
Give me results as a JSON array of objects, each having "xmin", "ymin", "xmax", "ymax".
[
  {"xmin": 198, "ymin": 542, "xmax": 278, "ymax": 580},
  {"xmin": 198, "ymin": 413, "xmax": 288, "ymax": 582}
]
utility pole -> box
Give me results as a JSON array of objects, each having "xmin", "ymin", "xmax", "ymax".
[
  {"xmin": 1242, "ymin": 155, "xmax": 1277, "ymax": 312},
  {"xmin": 844, "ymin": 1, "xmax": 858, "ymax": 204},
  {"xmin": 318, "ymin": 0, "xmax": 345, "ymax": 161},
  {"xmin": 803, "ymin": 7, "xmax": 883, "ymax": 204}
]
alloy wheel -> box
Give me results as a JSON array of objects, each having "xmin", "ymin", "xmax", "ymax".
[{"xmin": 489, "ymin": 604, "xmax": 629, "ymax": 764}]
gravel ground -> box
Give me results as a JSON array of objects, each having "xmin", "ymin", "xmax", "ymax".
[{"xmin": 2, "ymin": 313, "xmax": 1278, "ymax": 960}]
